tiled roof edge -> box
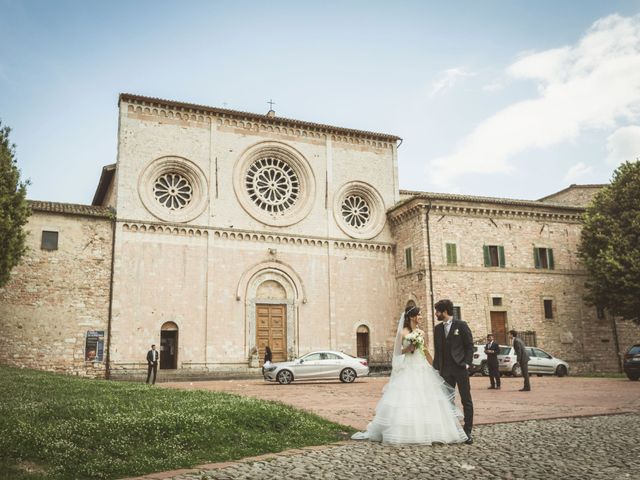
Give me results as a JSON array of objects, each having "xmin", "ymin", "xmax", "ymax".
[{"xmin": 28, "ymin": 200, "xmax": 114, "ymax": 219}]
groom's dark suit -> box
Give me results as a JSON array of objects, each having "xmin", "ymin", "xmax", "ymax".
[{"xmin": 433, "ymin": 319, "xmax": 474, "ymax": 436}]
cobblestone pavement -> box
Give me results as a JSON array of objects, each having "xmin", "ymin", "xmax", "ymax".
[{"xmin": 151, "ymin": 414, "xmax": 639, "ymax": 480}]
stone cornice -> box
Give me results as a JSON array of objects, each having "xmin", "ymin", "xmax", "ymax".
[
  {"xmin": 120, "ymin": 93, "xmax": 400, "ymax": 149},
  {"xmin": 119, "ymin": 219, "xmax": 394, "ymax": 253},
  {"xmin": 388, "ymin": 195, "xmax": 584, "ymax": 226}
]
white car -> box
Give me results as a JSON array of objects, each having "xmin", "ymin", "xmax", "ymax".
[
  {"xmin": 263, "ymin": 350, "xmax": 370, "ymax": 384},
  {"xmin": 500, "ymin": 346, "xmax": 570, "ymax": 377}
]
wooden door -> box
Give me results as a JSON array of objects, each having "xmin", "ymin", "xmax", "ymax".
[
  {"xmin": 490, "ymin": 311, "xmax": 507, "ymax": 345},
  {"xmin": 256, "ymin": 304, "xmax": 287, "ymax": 363},
  {"xmin": 357, "ymin": 332, "xmax": 369, "ymax": 359}
]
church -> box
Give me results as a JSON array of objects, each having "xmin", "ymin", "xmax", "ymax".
[{"xmin": 1, "ymin": 93, "xmax": 637, "ymax": 378}]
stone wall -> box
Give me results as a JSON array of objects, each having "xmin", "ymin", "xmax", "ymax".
[
  {"xmin": 0, "ymin": 208, "xmax": 113, "ymax": 377},
  {"xmin": 538, "ymin": 185, "xmax": 604, "ymax": 207},
  {"xmin": 389, "ymin": 196, "xmax": 634, "ymax": 373}
]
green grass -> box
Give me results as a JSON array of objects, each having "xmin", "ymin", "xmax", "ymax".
[{"xmin": 0, "ymin": 366, "xmax": 354, "ymax": 480}]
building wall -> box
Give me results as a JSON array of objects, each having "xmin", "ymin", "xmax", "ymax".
[
  {"xmin": 0, "ymin": 211, "xmax": 112, "ymax": 377},
  {"xmin": 108, "ymin": 99, "xmax": 398, "ymax": 371},
  {"xmin": 390, "ymin": 198, "xmax": 640, "ymax": 373}
]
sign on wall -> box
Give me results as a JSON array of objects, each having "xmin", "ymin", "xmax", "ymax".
[{"xmin": 85, "ymin": 330, "xmax": 105, "ymax": 362}]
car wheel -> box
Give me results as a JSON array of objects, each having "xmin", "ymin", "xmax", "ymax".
[
  {"xmin": 276, "ymin": 370, "xmax": 293, "ymax": 385},
  {"xmin": 536, "ymin": 374, "xmax": 544, "ymax": 377},
  {"xmin": 556, "ymin": 365, "xmax": 568, "ymax": 377},
  {"xmin": 481, "ymin": 362, "xmax": 489, "ymax": 376},
  {"xmin": 340, "ymin": 368, "xmax": 356, "ymax": 383},
  {"xmin": 626, "ymin": 373, "xmax": 639, "ymax": 381},
  {"xmin": 512, "ymin": 364, "xmax": 522, "ymax": 377}
]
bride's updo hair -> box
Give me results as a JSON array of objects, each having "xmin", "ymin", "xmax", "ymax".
[{"xmin": 403, "ymin": 305, "xmax": 421, "ymax": 331}]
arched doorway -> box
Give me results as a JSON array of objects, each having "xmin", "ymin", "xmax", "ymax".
[
  {"xmin": 357, "ymin": 325, "xmax": 370, "ymax": 359},
  {"xmin": 255, "ymin": 280, "xmax": 287, "ymax": 364},
  {"xmin": 160, "ymin": 321, "xmax": 178, "ymax": 370}
]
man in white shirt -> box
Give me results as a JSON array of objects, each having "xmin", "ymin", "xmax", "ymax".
[
  {"xmin": 146, "ymin": 344, "xmax": 159, "ymax": 384},
  {"xmin": 433, "ymin": 299, "xmax": 475, "ymax": 444}
]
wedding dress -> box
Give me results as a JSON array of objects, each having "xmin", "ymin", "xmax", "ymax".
[{"xmin": 352, "ymin": 316, "xmax": 468, "ymax": 445}]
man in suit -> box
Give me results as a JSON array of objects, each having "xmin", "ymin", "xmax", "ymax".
[
  {"xmin": 509, "ymin": 330, "xmax": 530, "ymax": 391},
  {"xmin": 484, "ymin": 334, "xmax": 501, "ymax": 390},
  {"xmin": 433, "ymin": 299, "xmax": 474, "ymax": 444},
  {"xmin": 146, "ymin": 344, "xmax": 159, "ymax": 385}
]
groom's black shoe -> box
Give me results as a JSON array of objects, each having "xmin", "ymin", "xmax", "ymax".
[{"xmin": 464, "ymin": 435, "xmax": 473, "ymax": 445}]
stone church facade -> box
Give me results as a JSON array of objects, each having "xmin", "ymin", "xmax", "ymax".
[{"xmin": 1, "ymin": 94, "xmax": 637, "ymax": 378}]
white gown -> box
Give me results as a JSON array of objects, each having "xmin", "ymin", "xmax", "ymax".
[{"xmin": 352, "ymin": 340, "xmax": 468, "ymax": 444}]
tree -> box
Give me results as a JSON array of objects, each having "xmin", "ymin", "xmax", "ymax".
[
  {"xmin": 578, "ymin": 160, "xmax": 640, "ymax": 324},
  {"xmin": 0, "ymin": 120, "xmax": 30, "ymax": 288}
]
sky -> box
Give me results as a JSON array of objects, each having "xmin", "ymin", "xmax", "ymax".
[{"xmin": 2, "ymin": 0, "xmax": 640, "ymax": 204}]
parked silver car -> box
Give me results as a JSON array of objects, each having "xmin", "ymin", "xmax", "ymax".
[
  {"xmin": 263, "ymin": 350, "xmax": 369, "ymax": 384},
  {"xmin": 500, "ymin": 346, "xmax": 570, "ymax": 377},
  {"xmin": 471, "ymin": 344, "xmax": 569, "ymax": 377}
]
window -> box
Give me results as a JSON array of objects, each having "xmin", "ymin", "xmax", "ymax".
[
  {"xmin": 543, "ymin": 299, "xmax": 554, "ymax": 319},
  {"xmin": 405, "ymin": 247, "xmax": 413, "ymax": 269},
  {"xmin": 534, "ymin": 247, "xmax": 555, "ymax": 269},
  {"xmin": 453, "ymin": 306, "xmax": 462, "ymax": 321},
  {"xmin": 445, "ymin": 243, "xmax": 457, "ymax": 265},
  {"xmin": 41, "ymin": 231, "xmax": 59, "ymax": 251},
  {"xmin": 521, "ymin": 331, "xmax": 538, "ymax": 347},
  {"xmin": 483, "ymin": 245, "xmax": 505, "ymax": 267},
  {"xmin": 596, "ymin": 306, "xmax": 605, "ymax": 320},
  {"xmin": 532, "ymin": 348, "xmax": 552, "ymax": 359},
  {"xmin": 492, "ymin": 297, "xmax": 503, "ymax": 307}
]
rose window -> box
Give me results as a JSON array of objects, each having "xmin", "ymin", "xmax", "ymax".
[
  {"xmin": 153, "ymin": 173, "xmax": 193, "ymax": 210},
  {"xmin": 245, "ymin": 157, "xmax": 299, "ymax": 213},
  {"xmin": 341, "ymin": 194, "xmax": 370, "ymax": 229}
]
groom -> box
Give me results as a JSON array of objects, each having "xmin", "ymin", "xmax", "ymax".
[{"xmin": 433, "ymin": 299, "xmax": 474, "ymax": 444}]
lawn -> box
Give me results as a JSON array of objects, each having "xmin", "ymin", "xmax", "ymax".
[{"xmin": 0, "ymin": 366, "xmax": 353, "ymax": 479}]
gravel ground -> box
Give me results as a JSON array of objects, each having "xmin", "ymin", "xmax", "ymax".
[{"xmin": 170, "ymin": 414, "xmax": 639, "ymax": 480}]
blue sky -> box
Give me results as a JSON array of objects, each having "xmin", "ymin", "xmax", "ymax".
[{"xmin": 2, "ymin": 0, "xmax": 640, "ymax": 203}]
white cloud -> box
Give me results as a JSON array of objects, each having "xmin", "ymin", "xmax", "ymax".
[
  {"xmin": 429, "ymin": 67, "xmax": 475, "ymax": 97},
  {"xmin": 429, "ymin": 14, "xmax": 640, "ymax": 183},
  {"xmin": 606, "ymin": 125, "xmax": 640, "ymax": 165},
  {"xmin": 563, "ymin": 162, "xmax": 594, "ymax": 183}
]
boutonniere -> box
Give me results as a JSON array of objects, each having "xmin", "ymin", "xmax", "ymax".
[{"xmin": 453, "ymin": 328, "xmax": 460, "ymax": 336}]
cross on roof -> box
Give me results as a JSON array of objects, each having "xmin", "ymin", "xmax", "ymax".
[{"xmin": 267, "ymin": 99, "xmax": 276, "ymax": 110}]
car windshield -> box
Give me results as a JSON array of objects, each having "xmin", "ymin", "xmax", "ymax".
[
  {"xmin": 629, "ymin": 346, "xmax": 640, "ymax": 355},
  {"xmin": 498, "ymin": 347, "xmax": 512, "ymax": 355}
]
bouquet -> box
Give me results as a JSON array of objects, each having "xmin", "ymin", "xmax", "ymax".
[{"xmin": 405, "ymin": 330, "xmax": 425, "ymax": 353}]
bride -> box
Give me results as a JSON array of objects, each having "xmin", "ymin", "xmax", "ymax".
[{"xmin": 352, "ymin": 306, "xmax": 468, "ymax": 444}]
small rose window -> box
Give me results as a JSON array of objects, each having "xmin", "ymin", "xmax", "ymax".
[
  {"xmin": 341, "ymin": 194, "xmax": 371, "ymax": 229},
  {"xmin": 153, "ymin": 173, "xmax": 193, "ymax": 210}
]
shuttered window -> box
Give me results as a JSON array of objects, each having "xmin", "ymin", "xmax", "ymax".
[
  {"xmin": 543, "ymin": 299, "xmax": 554, "ymax": 319},
  {"xmin": 534, "ymin": 247, "xmax": 555, "ymax": 269},
  {"xmin": 405, "ymin": 247, "xmax": 413, "ymax": 270},
  {"xmin": 445, "ymin": 243, "xmax": 457, "ymax": 265},
  {"xmin": 483, "ymin": 245, "xmax": 505, "ymax": 267}
]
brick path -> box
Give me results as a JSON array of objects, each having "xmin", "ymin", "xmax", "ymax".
[{"xmin": 162, "ymin": 375, "xmax": 640, "ymax": 430}]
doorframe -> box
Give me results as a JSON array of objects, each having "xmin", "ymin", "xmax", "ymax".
[{"xmin": 489, "ymin": 310, "xmax": 508, "ymax": 345}]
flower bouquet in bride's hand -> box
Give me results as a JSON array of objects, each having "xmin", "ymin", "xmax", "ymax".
[{"xmin": 405, "ymin": 330, "xmax": 425, "ymax": 353}]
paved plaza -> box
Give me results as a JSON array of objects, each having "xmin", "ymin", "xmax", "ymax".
[
  {"xmin": 137, "ymin": 413, "xmax": 639, "ymax": 480},
  {"xmin": 126, "ymin": 376, "xmax": 639, "ymax": 480},
  {"xmin": 162, "ymin": 375, "xmax": 640, "ymax": 430}
]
